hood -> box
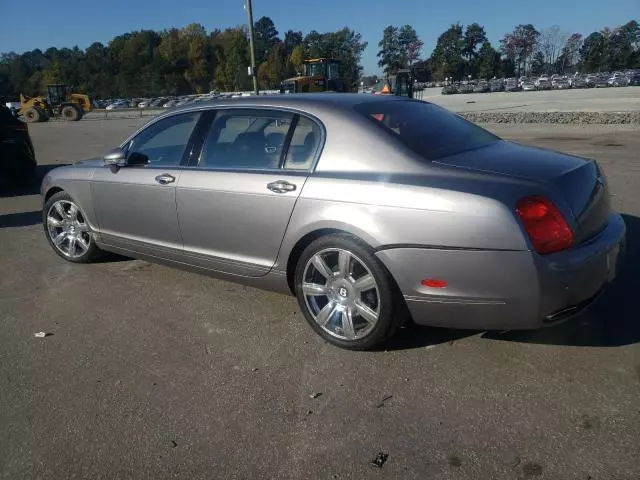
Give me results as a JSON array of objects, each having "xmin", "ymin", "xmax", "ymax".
[{"xmin": 74, "ymin": 158, "xmax": 104, "ymax": 167}]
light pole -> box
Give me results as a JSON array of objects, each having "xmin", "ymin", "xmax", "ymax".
[{"xmin": 244, "ymin": 0, "xmax": 259, "ymax": 95}]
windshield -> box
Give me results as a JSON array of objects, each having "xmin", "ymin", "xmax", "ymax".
[
  {"xmin": 305, "ymin": 62, "xmax": 325, "ymax": 77},
  {"xmin": 354, "ymin": 100, "xmax": 499, "ymax": 160}
]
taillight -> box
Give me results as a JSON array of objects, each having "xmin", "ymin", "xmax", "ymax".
[{"xmin": 515, "ymin": 196, "xmax": 573, "ymax": 254}]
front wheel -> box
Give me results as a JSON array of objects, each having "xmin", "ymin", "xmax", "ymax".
[
  {"xmin": 294, "ymin": 234, "xmax": 406, "ymax": 350},
  {"xmin": 43, "ymin": 191, "xmax": 104, "ymax": 263}
]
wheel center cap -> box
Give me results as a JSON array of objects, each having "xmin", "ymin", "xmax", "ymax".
[{"xmin": 338, "ymin": 287, "xmax": 348, "ymax": 298}]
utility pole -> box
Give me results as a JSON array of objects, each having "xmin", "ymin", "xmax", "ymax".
[{"xmin": 245, "ymin": 0, "xmax": 259, "ymax": 95}]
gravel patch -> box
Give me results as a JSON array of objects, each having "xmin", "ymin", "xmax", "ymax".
[{"xmin": 459, "ymin": 111, "xmax": 640, "ymax": 124}]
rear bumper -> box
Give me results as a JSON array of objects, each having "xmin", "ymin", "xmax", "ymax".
[{"xmin": 375, "ymin": 212, "xmax": 626, "ymax": 330}]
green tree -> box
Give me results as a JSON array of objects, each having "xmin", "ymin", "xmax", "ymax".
[
  {"xmin": 530, "ymin": 51, "xmax": 546, "ymax": 75},
  {"xmin": 398, "ymin": 25, "xmax": 423, "ymax": 67},
  {"xmin": 463, "ymin": 23, "xmax": 487, "ymax": 62},
  {"xmin": 431, "ymin": 24, "xmax": 465, "ymax": 80},
  {"xmin": 377, "ymin": 26, "xmax": 401, "ymax": 74},
  {"xmin": 474, "ymin": 41, "xmax": 501, "ymax": 79},
  {"xmin": 579, "ymin": 32, "xmax": 605, "ymax": 71},
  {"xmin": 283, "ymin": 30, "xmax": 303, "ymax": 57},
  {"xmin": 253, "ymin": 16, "xmax": 279, "ymax": 66},
  {"xmin": 288, "ymin": 44, "xmax": 305, "ymax": 75}
]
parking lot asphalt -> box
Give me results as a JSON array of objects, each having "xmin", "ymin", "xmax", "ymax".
[{"xmin": 1, "ymin": 119, "xmax": 640, "ymax": 479}]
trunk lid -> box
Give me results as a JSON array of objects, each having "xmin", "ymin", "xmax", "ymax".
[{"xmin": 435, "ymin": 141, "xmax": 609, "ymax": 242}]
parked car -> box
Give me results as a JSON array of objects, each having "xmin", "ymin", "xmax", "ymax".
[
  {"xmin": 150, "ymin": 98, "xmax": 166, "ymax": 107},
  {"xmin": 39, "ymin": 94, "xmax": 627, "ymax": 350},
  {"xmin": 594, "ymin": 76, "xmax": 610, "ymax": 88},
  {"xmin": 473, "ymin": 81, "xmax": 489, "ymax": 93},
  {"xmin": 137, "ymin": 100, "xmax": 152, "ymax": 108},
  {"xmin": 162, "ymin": 99, "xmax": 178, "ymax": 108},
  {"xmin": 489, "ymin": 79, "xmax": 504, "ymax": 92},
  {"xmin": 628, "ymin": 72, "xmax": 640, "ymax": 86},
  {"xmin": 586, "ymin": 75, "xmax": 599, "ymax": 87},
  {"xmin": 0, "ymin": 105, "xmax": 36, "ymax": 187},
  {"xmin": 552, "ymin": 77, "xmax": 570, "ymax": 90},
  {"xmin": 521, "ymin": 81, "xmax": 536, "ymax": 91},
  {"xmin": 608, "ymin": 73, "xmax": 630, "ymax": 87},
  {"xmin": 441, "ymin": 84, "xmax": 458, "ymax": 95},
  {"xmin": 504, "ymin": 78, "xmax": 520, "ymax": 92},
  {"xmin": 569, "ymin": 75, "xmax": 588, "ymax": 89},
  {"xmin": 105, "ymin": 101, "xmax": 129, "ymax": 110},
  {"xmin": 535, "ymin": 77, "xmax": 552, "ymax": 90},
  {"xmin": 456, "ymin": 82, "xmax": 475, "ymax": 94}
]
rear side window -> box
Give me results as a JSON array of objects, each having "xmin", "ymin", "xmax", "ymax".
[
  {"xmin": 283, "ymin": 116, "xmax": 321, "ymax": 170},
  {"xmin": 354, "ymin": 101, "xmax": 499, "ymax": 160},
  {"xmin": 199, "ymin": 109, "xmax": 293, "ymax": 169}
]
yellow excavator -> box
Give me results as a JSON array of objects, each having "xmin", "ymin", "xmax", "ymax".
[
  {"xmin": 280, "ymin": 58, "xmax": 346, "ymax": 94},
  {"xmin": 19, "ymin": 84, "xmax": 92, "ymax": 123}
]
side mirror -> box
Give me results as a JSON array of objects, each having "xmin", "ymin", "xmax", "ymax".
[{"xmin": 103, "ymin": 148, "xmax": 126, "ymax": 166}]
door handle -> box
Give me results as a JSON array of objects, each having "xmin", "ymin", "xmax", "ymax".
[
  {"xmin": 155, "ymin": 173, "xmax": 175, "ymax": 185},
  {"xmin": 267, "ymin": 180, "xmax": 296, "ymax": 193}
]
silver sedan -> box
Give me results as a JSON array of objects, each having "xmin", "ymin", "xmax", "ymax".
[{"xmin": 41, "ymin": 94, "xmax": 626, "ymax": 350}]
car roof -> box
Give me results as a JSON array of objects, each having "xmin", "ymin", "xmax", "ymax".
[{"xmin": 170, "ymin": 93, "xmax": 415, "ymax": 116}]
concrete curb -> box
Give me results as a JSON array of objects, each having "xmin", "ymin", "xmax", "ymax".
[{"xmin": 458, "ymin": 111, "xmax": 640, "ymax": 124}]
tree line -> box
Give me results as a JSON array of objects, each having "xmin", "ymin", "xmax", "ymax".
[
  {"xmin": 384, "ymin": 20, "xmax": 639, "ymax": 83},
  {"xmin": 0, "ymin": 18, "xmax": 366, "ymax": 99},
  {"xmin": 0, "ymin": 17, "xmax": 638, "ymax": 99}
]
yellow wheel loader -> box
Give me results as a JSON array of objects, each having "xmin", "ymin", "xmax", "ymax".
[
  {"xmin": 280, "ymin": 58, "xmax": 346, "ymax": 94},
  {"xmin": 19, "ymin": 84, "xmax": 92, "ymax": 123}
]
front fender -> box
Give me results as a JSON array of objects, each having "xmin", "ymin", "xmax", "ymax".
[{"xmin": 41, "ymin": 164, "xmax": 99, "ymax": 232}]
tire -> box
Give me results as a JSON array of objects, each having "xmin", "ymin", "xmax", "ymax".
[
  {"xmin": 35, "ymin": 106, "xmax": 49, "ymax": 122},
  {"xmin": 43, "ymin": 191, "xmax": 105, "ymax": 263},
  {"xmin": 60, "ymin": 104, "xmax": 80, "ymax": 121},
  {"xmin": 23, "ymin": 107, "xmax": 40, "ymax": 123},
  {"xmin": 294, "ymin": 233, "xmax": 406, "ymax": 350}
]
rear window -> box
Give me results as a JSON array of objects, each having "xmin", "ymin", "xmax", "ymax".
[{"xmin": 354, "ymin": 100, "xmax": 499, "ymax": 160}]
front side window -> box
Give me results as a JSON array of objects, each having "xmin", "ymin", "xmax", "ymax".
[
  {"xmin": 355, "ymin": 100, "xmax": 499, "ymax": 160},
  {"xmin": 126, "ymin": 112, "xmax": 201, "ymax": 166},
  {"xmin": 283, "ymin": 116, "xmax": 321, "ymax": 170},
  {"xmin": 198, "ymin": 110, "xmax": 294, "ymax": 170}
]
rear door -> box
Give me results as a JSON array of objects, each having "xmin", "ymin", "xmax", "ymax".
[
  {"xmin": 91, "ymin": 111, "xmax": 202, "ymax": 258},
  {"xmin": 175, "ymin": 108, "xmax": 322, "ymax": 276}
]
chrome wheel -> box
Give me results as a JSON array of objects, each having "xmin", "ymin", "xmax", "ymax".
[
  {"xmin": 46, "ymin": 200, "xmax": 91, "ymax": 259},
  {"xmin": 301, "ymin": 248, "xmax": 380, "ymax": 341}
]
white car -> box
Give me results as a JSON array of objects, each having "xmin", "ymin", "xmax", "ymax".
[{"xmin": 105, "ymin": 101, "xmax": 129, "ymax": 110}]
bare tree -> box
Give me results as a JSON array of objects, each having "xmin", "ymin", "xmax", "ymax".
[{"xmin": 538, "ymin": 26, "xmax": 568, "ymax": 67}]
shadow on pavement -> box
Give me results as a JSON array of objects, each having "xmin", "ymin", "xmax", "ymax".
[
  {"xmin": 0, "ymin": 164, "xmax": 69, "ymax": 198},
  {"xmin": 384, "ymin": 324, "xmax": 479, "ymax": 351},
  {"xmin": 388, "ymin": 214, "xmax": 639, "ymax": 350},
  {"xmin": 0, "ymin": 211, "xmax": 41, "ymax": 228}
]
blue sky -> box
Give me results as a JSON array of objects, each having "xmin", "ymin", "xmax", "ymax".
[{"xmin": 0, "ymin": 0, "xmax": 636, "ymax": 74}]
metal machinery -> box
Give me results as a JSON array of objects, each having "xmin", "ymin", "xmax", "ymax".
[
  {"xmin": 374, "ymin": 69, "xmax": 421, "ymax": 99},
  {"xmin": 19, "ymin": 84, "xmax": 92, "ymax": 123},
  {"xmin": 280, "ymin": 58, "xmax": 345, "ymax": 94}
]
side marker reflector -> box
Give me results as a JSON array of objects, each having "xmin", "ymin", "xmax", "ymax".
[{"xmin": 421, "ymin": 279, "xmax": 447, "ymax": 288}]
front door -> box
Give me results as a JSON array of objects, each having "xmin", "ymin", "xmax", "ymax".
[
  {"xmin": 91, "ymin": 111, "xmax": 202, "ymax": 258},
  {"xmin": 176, "ymin": 109, "xmax": 322, "ymax": 277}
]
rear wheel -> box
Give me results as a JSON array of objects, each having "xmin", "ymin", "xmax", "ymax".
[
  {"xmin": 22, "ymin": 108, "xmax": 41, "ymax": 123},
  {"xmin": 294, "ymin": 234, "xmax": 406, "ymax": 350},
  {"xmin": 60, "ymin": 104, "xmax": 80, "ymax": 121},
  {"xmin": 43, "ymin": 191, "xmax": 105, "ymax": 263}
]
